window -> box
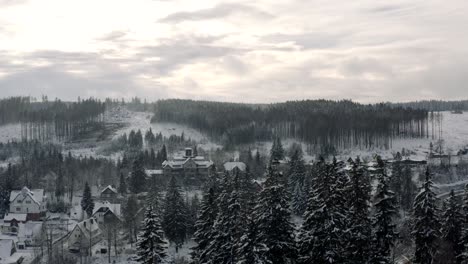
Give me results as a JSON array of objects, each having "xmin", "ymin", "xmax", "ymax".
[
  {"xmin": 25, "ymin": 200, "xmax": 31, "ymax": 204},
  {"xmin": 17, "ymin": 200, "xmax": 22, "ymax": 204},
  {"xmin": 16, "ymin": 207, "xmax": 20, "ymax": 211}
]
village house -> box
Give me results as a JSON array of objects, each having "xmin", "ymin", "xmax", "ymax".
[
  {"xmin": 162, "ymin": 148, "xmax": 214, "ymax": 185},
  {"xmin": 92, "ymin": 201, "xmax": 121, "ymax": 226},
  {"xmin": 9, "ymin": 187, "xmax": 46, "ymax": 221},
  {"xmin": 223, "ymin": 161, "xmax": 247, "ymax": 175},
  {"xmin": 67, "ymin": 218, "xmax": 102, "ymax": 252},
  {"xmin": 100, "ymin": 185, "xmax": 118, "ymax": 200}
]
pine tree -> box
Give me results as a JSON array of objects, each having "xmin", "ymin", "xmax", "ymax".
[
  {"xmin": 345, "ymin": 157, "xmax": 372, "ymax": 263},
  {"xmin": 298, "ymin": 159, "xmax": 347, "ymax": 264},
  {"xmin": 459, "ymin": 184, "xmax": 468, "ymax": 263},
  {"xmin": 81, "ymin": 182, "xmax": 94, "ymax": 218},
  {"xmin": 401, "ymin": 165, "xmax": 417, "ymax": 211},
  {"xmin": 204, "ymin": 172, "xmax": 247, "ymax": 264},
  {"xmin": 130, "ymin": 157, "xmax": 147, "ymax": 194},
  {"xmin": 160, "ymin": 145, "xmax": 167, "ymax": 162},
  {"xmin": 136, "ymin": 206, "xmax": 167, "ymax": 264},
  {"xmin": 412, "ymin": 168, "xmax": 441, "ymax": 264},
  {"xmin": 289, "ymin": 149, "xmax": 307, "ymax": 215},
  {"xmin": 371, "ymin": 157, "xmax": 398, "ymax": 264},
  {"xmin": 270, "ymin": 137, "xmax": 285, "ymax": 163},
  {"xmin": 390, "ymin": 153, "xmax": 403, "ymax": 204},
  {"xmin": 118, "ymin": 172, "xmax": 127, "ymax": 194},
  {"xmin": 55, "ymin": 167, "xmax": 65, "ymax": 199},
  {"xmin": 441, "ymin": 189, "xmax": 463, "ymax": 263},
  {"xmin": 191, "ymin": 187, "xmax": 218, "ymax": 263},
  {"xmin": 237, "ymin": 215, "xmax": 268, "ymax": 264},
  {"xmin": 254, "ymin": 165, "xmax": 296, "ymax": 264},
  {"xmin": 123, "ymin": 195, "xmax": 139, "ymax": 243},
  {"xmin": 162, "ymin": 176, "xmax": 188, "ymax": 252}
]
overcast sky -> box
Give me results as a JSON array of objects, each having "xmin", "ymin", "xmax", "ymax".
[{"xmin": 0, "ymin": 0, "xmax": 467, "ymax": 103}]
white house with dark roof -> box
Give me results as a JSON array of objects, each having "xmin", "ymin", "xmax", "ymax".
[
  {"xmin": 92, "ymin": 201, "xmax": 121, "ymax": 226},
  {"xmin": 67, "ymin": 218, "xmax": 102, "ymax": 251},
  {"xmin": 9, "ymin": 187, "xmax": 46, "ymax": 220}
]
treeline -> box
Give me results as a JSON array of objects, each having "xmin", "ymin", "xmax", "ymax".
[
  {"xmin": 104, "ymin": 128, "xmax": 197, "ymax": 159},
  {"xmin": 151, "ymin": 99, "xmax": 429, "ymax": 150},
  {"xmin": 0, "ymin": 96, "xmax": 106, "ymax": 141},
  {"xmin": 392, "ymin": 99, "xmax": 468, "ymax": 111}
]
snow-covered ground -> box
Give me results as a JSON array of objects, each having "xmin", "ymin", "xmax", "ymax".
[
  {"xmin": 0, "ymin": 123, "xmax": 21, "ymax": 143},
  {"xmin": 1, "ymin": 110, "xmax": 467, "ymax": 163}
]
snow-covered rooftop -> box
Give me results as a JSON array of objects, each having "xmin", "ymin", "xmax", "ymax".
[
  {"xmin": 223, "ymin": 161, "xmax": 246, "ymax": 172},
  {"xmin": 9, "ymin": 187, "xmax": 44, "ymax": 206},
  {"xmin": 3, "ymin": 214, "xmax": 26, "ymax": 222}
]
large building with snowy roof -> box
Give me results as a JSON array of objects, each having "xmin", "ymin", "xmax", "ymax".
[
  {"xmin": 8, "ymin": 187, "xmax": 46, "ymax": 221},
  {"xmin": 161, "ymin": 148, "xmax": 214, "ymax": 185}
]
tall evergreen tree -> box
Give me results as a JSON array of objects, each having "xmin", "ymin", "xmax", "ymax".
[
  {"xmin": 206, "ymin": 173, "xmax": 246, "ymax": 264},
  {"xmin": 412, "ymin": 168, "xmax": 441, "ymax": 264},
  {"xmin": 345, "ymin": 157, "xmax": 372, "ymax": 263},
  {"xmin": 298, "ymin": 159, "xmax": 347, "ymax": 264},
  {"xmin": 191, "ymin": 186, "xmax": 218, "ymax": 263},
  {"xmin": 162, "ymin": 176, "xmax": 188, "ymax": 252},
  {"xmin": 254, "ymin": 165, "xmax": 296, "ymax": 264},
  {"xmin": 441, "ymin": 189, "xmax": 463, "ymax": 263},
  {"xmin": 130, "ymin": 157, "xmax": 147, "ymax": 193},
  {"xmin": 81, "ymin": 182, "xmax": 94, "ymax": 218},
  {"xmin": 118, "ymin": 172, "xmax": 127, "ymax": 194},
  {"xmin": 459, "ymin": 184, "xmax": 468, "ymax": 263},
  {"xmin": 55, "ymin": 167, "xmax": 65, "ymax": 199},
  {"xmin": 270, "ymin": 137, "xmax": 285, "ymax": 163},
  {"xmin": 371, "ymin": 157, "xmax": 398, "ymax": 264},
  {"xmin": 401, "ymin": 165, "xmax": 417, "ymax": 211},
  {"xmin": 136, "ymin": 206, "xmax": 167, "ymax": 264}
]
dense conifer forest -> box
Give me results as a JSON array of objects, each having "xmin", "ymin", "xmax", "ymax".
[
  {"xmin": 151, "ymin": 99, "xmax": 429, "ymax": 150},
  {"xmin": 0, "ymin": 96, "xmax": 106, "ymax": 141}
]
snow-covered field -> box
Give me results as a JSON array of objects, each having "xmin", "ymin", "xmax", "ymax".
[{"xmin": 0, "ymin": 123, "xmax": 21, "ymax": 143}]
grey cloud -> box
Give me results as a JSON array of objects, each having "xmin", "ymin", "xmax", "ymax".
[
  {"xmin": 97, "ymin": 30, "xmax": 128, "ymax": 42},
  {"xmin": 137, "ymin": 35, "xmax": 243, "ymax": 74},
  {"xmin": 0, "ymin": 0, "xmax": 27, "ymax": 6},
  {"xmin": 159, "ymin": 3, "xmax": 273, "ymax": 23},
  {"xmin": 261, "ymin": 32, "xmax": 346, "ymax": 50},
  {"xmin": 340, "ymin": 57, "xmax": 394, "ymax": 78}
]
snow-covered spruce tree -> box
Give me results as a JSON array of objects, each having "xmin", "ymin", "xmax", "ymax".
[
  {"xmin": 401, "ymin": 165, "xmax": 417, "ymax": 212},
  {"xmin": 269, "ymin": 136, "xmax": 285, "ymax": 164},
  {"xmin": 440, "ymin": 189, "xmax": 463, "ymax": 263},
  {"xmin": 288, "ymin": 149, "xmax": 308, "ymax": 215},
  {"xmin": 205, "ymin": 172, "xmax": 246, "ymax": 264},
  {"xmin": 254, "ymin": 164, "xmax": 296, "ymax": 264},
  {"xmin": 130, "ymin": 156, "xmax": 147, "ymax": 194},
  {"xmin": 371, "ymin": 156, "xmax": 398, "ymax": 264},
  {"xmin": 81, "ymin": 182, "xmax": 94, "ymax": 218},
  {"xmin": 412, "ymin": 168, "xmax": 441, "ymax": 264},
  {"xmin": 162, "ymin": 176, "xmax": 188, "ymax": 253},
  {"xmin": 298, "ymin": 158, "xmax": 347, "ymax": 264},
  {"xmin": 345, "ymin": 157, "xmax": 372, "ymax": 263},
  {"xmin": 137, "ymin": 206, "xmax": 167, "ymax": 264},
  {"xmin": 459, "ymin": 184, "xmax": 468, "ymax": 263},
  {"xmin": 390, "ymin": 152, "xmax": 403, "ymax": 203},
  {"xmin": 191, "ymin": 187, "xmax": 218, "ymax": 263},
  {"xmin": 237, "ymin": 213, "xmax": 269, "ymax": 264}
]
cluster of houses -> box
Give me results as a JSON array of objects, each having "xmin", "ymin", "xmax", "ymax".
[{"xmin": 0, "ymin": 147, "xmax": 250, "ymax": 263}]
